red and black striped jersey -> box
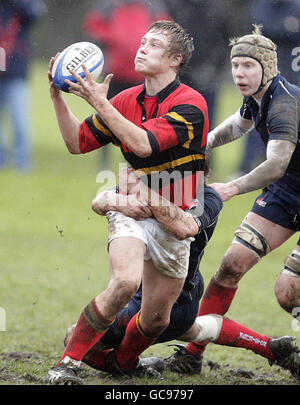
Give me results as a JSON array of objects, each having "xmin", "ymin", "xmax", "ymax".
[{"xmin": 79, "ymin": 78, "xmax": 208, "ymax": 209}]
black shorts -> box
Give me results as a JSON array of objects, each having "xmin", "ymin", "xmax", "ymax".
[
  {"xmin": 251, "ymin": 174, "xmax": 300, "ymax": 246},
  {"xmin": 101, "ymin": 274, "xmax": 204, "ymax": 349}
]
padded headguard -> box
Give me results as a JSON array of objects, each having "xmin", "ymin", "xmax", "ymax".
[{"xmin": 230, "ymin": 25, "xmax": 279, "ymax": 93}]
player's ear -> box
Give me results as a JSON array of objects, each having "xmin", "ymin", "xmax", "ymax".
[{"xmin": 170, "ymin": 53, "xmax": 183, "ymax": 69}]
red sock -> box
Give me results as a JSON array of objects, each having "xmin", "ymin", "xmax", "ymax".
[
  {"xmin": 186, "ymin": 277, "xmax": 237, "ymax": 358},
  {"xmin": 82, "ymin": 349, "xmax": 111, "ymax": 371},
  {"xmin": 216, "ymin": 317, "xmax": 274, "ymax": 361},
  {"xmin": 114, "ymin": 312, "xmax": 157, "ymax": 371},
  {"xmin": 60, "ymin": 298, "xmax": 114, "ymax": 363}
]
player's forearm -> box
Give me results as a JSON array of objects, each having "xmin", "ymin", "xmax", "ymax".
[
  {"xmin": 233, "ymin": 139, "xmax": 295, "ymax": 194},
  {"xmin": 94, "ymin": 98, "xmax": 152, "ymax": 158},
  {"xmin": 138, "ymin": 185, "xmax": 198, "ymax": 239},
  {"xmin": 208, "ymin": 110, "xmax": 253, "ymax": 149},
  {"xmin": 52, "ymin": 95, "xmax": 81, "ymax": 154},
  {"xmin": 151, "ymin": 203, "xmax": 198, "ymax": 240}
]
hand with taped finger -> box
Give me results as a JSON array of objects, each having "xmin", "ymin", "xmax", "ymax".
[{"xmin": 65, "ymin": 64, "xmax": 113, "ymax": 109}]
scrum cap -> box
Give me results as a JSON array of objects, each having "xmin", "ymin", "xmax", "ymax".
[{"xmin": 230, "ymin": 25, "xmax": 279, "ymax": 93}]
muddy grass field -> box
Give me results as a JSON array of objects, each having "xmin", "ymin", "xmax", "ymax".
[
  {"xmin": 1, "ymin": 63, "xmax": 300, "ymax": 389},
  {"xmin": 0, "ymin": 350, "xmax": 299, "ymax": 387}
]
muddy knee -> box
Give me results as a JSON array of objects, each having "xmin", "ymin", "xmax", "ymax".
[
  {"xmin": 216, "ymin": 221, "xmax": 270, "ymax": 285},
  {"xmin": 112, "ymin": 278, "xmax": 140, "ymax": 305},
  {"xmin": 141, "ymin": 312, "xmax": 170, "ymax": 337},
  {"xmin": 275, "ymin": 250, "xmax": 300, "ymax": 313}
]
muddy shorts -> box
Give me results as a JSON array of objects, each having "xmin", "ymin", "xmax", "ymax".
[
  {"xmin": 250, "ymin": 174, "xmax": 300, "ymax": 246},
  {"xmin": 106, "ymin": 211, "xmax": 194, "ymax": 279}
]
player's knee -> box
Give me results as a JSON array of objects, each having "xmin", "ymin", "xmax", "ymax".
[
  {"xmin": 110, "ymin": 278, "xmax": 140, "ymax": 305},
  {"xmin": 215, "ymin": 247, "xmax": 251, "ymax": 285},
  {"xmin": 275, "ymin": 251, "xmax": 300, "ymax": 313},
  {"xmin": 215, "ymin": 221, "xmax": 268, "ymax": 285},
  {"xmin": 142, "ymin": 313, "xmax": 170, "ymax": 337},
  {"xmin": 274, "ymin": 279, "xmax": 295, "ymax": 313}
]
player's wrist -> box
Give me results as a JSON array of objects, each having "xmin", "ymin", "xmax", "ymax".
[
  {"xmin": 229, "ymin": 181, "xmax": 240, "ymax": 196},
  {"xmin": 94, "ymin": 95, "xmax": 109, "ymax": 112}
]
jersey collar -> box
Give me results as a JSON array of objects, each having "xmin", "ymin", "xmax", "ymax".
[{"xmin": 136, "ymin": 77, "xmax": 181, "ymax": 106}]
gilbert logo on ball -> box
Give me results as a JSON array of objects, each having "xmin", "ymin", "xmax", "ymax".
[{"xmin": 51, "ymin": 42, "xmax": 104, "ymax": 92}]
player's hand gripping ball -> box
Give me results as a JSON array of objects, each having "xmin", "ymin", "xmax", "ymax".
[{"xmin": 51, "ymin": 42, "xmax": 104, "ymax": 92}]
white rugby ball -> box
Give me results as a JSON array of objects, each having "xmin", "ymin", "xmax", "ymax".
[{"xmin": 51, "ymin": 42, "xmax": 104, "ymax": 92}]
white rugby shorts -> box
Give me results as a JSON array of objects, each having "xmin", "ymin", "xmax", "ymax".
[{"xmin": 106, "ymin": 211, "xmax": 194, "ymax": 279}]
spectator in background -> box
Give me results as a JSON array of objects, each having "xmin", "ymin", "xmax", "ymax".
[
  {"xmin": 235, "ymin": 0, "xmax": 300, "ymax": 177},
  {"xmin": 0, "ymin": 0, "xmax": 46, "ymax": 172},
  {"xmin": 82, "ymin": 0, "xmax": 170, "ymax": 170},
  {"xmin": 83, "ymin": 0, "xmax": 170, "ymax": 99}
]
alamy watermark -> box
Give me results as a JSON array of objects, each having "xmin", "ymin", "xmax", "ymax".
[
  {"xmin": 0, "ymin": 307, "xmax": 6, "ymax": 331},
  {"xmin": 95, "ymin": 163, "xmax": 205, "ymax": 216},
  {"xmin": 0, "ymin": 47, "xmax": 6, "ymax": 72},
  {"xmin": 292, "ymin": 47, "xmax": 300, "ymax": 72}
]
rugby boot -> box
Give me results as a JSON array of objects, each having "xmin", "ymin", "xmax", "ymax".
[
  {"xmin": 140, "ymin": 356, "xmax": 165, "ymax": 372},
  {"xmin": 164, "ymin": 344, "xmax": 203, "ymax": 374},
  {"xmin": 269, "ymin": 336, "xmax": 300, "ymax": 378},
  {"xmin": 45, "ymin": 356, "xmax": 83, "ymax": 385},
  {"xmin": 104, "ymin": 350, "xmax": 163, "ymax": 379}
]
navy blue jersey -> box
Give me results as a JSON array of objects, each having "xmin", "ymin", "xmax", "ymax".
[{"xmin": 240, "ymin": 75, "xmax": 300, "ymax": 183}]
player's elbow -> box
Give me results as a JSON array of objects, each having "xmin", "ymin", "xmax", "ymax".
[
  {"xmin": 133, "ymin": 145, "xmax": 152, "ymax": 158},
  {"xmin": 268, "ymin": 157, "xmax": 288, "ymax": 182},
  {"xmin": 65, "ymin": 141, "xmax": 81, "ymax": 154},
  {"xmin": 91, "ymin": 195, "xmax": 105, "ymax": 215},
  {"xmin": 131, "ymin": 137, "xmax": 153, "ymax": 158}
]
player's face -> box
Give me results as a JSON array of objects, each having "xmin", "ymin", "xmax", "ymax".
[
  {"xmin": 231, "ymin": 57, "xmax": 263, "ymax": 97},
  {"xmin": 135, "ymin": 30, "xmax": 176, "ymax": 76}
]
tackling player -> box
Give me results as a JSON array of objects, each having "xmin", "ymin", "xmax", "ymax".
[
  {"xmin": 165, "ymin": 25, "xmax": 300, "ymax": 373},
  {"xmin": 46, "ymin": 20, "xmax": 209, "ymax": 383},
  {"xmin": 60, "ymin": 176, "xmax": 300, "ymax": 384}
]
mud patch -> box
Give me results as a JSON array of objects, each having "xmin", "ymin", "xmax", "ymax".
[
  {"xmin": 0, "ymin": 351, "xmax": 45, "ymax": 384},
  {"xmin": 203, "ymin": 359, "xmax": 299, "ymax": 385},
  {"xmin": 229, "ymin": 368, "xmax": 255, "ymax": 379},
  {"xmin": 0, "ymin": 351, "xmax": 40, "ymax": 361},
  {"xmin": 0, "ymin": 367, "xmax": 44, "ymax": 384}
]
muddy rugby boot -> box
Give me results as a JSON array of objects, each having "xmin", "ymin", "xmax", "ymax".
[
  {"xmin": 269, "ymin": 336, "xmax": 300, "ymax": 378},
  {"xmin": 164, "ymin": 344, "xmax": 203, "ymax": 374},
  {"xmin": 45, "ymin": 356, "xmax": 82, "ymax": 385}
]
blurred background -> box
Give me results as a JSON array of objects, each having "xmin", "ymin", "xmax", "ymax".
[{"xmin": 0, "ymin": 0, "xmax": 300, "ymax": 384}]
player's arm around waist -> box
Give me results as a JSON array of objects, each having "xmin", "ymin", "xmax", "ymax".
[
  {"xmin": 91, "ymin": 189, "xmax": 152, "ymax": 220},
  {"xmin": 137, "ymin": 184, "xmax": 199, "ymax": 239},
  {"xmin": 150, "ymin": 203, "xmax": 199, "ymax": 240}
]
